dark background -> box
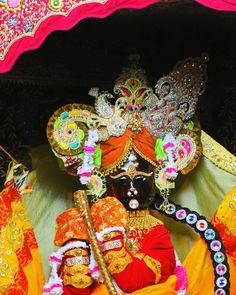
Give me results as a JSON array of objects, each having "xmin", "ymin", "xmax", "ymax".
[{"xmin": 0, "ymin": 1, "xmax": 236, "ymax": 183}]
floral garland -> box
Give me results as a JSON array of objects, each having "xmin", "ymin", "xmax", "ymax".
[
  {"xmin": 77, "ymin": 129, "xmax": 98, "ymax": 184},
  {"xmin": 174, "ymin": 251, "xmax": 188, "ymax": 295}
]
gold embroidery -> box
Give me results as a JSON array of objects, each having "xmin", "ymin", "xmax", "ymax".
[
  {"xmin": 143, "ymin": 255, "xmax": 161, "ymax": 283},
  {"xmin": 102, "ymin": 231, "xmax": 121, "ymax": 242},
  {"xmin": 102, "ymin": 138, "xmax": 133, "ymax": 175},
  {"xmin": 128, "ymin": 209, "xmax": 163, "ymax": 231},
  {"xmin": 64, "ymin": 264, "xmax": 89, "ymax": 275},
  {"xmin": 0, "ymin": 1, "xmax": 110, "ymax": 61},
  {"xmin": 110, "ymin": 165, "xmax": 153, "ymax": 180},
  {"xmin": 64, "ymin": 248, "xmax": 88, "ymax": 257},
  {"xmin": 103, "ymin": 248, "xmax": 132, "ymax": 274},
  {"xmin": 134, "ymin": 253, "xmax": 161, "ymax": 283},
  {"xmin": 126, "ymin": 237, "xmax": 141, "ymax": 253},
  {"xmin": 63, "ymin": 273, "xmax": 93, "ymax": 289},
  {"xmin": 201, "ymin": 130, "xmax": 236, "ymax": 175},
  {"xmin": 132, "ymin": 143, "xmax": 158, "ymax": 168}
]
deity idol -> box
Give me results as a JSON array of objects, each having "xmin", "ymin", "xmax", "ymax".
[{"xmin": 40, "ymin": 54, "xmax": 236, "ymax": 295}]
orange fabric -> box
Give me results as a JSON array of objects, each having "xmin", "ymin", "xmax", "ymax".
[
  {"xmin": 91, "ymin": 274, "xmax": 177, "ymax": 294},
  {"xmin": 54, "ymin": 208, "xmax": 89, "ymax": 246},
  {"xmin": 183, "ymin": 238, "xmax": 236, "ymax": 295},
  {"xmin": 91, "ymin": 197, "xmax": 128, "ymax": 232},
  {"xmin": 0, "ymin": 181, "xmax": 44, "ymax": 295},
  {"xmin": 100, "ymin": 127, "xmax": 157, "ymax": 170},
  {"xmin": 183, "ymin": 186, "xmax": 236, "ymax": 295},
  {"xmin": 211, "ymin": 185, "xmax": 236, "ymax": 266}
]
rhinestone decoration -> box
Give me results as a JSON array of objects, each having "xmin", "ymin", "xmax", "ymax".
[
  {"xmin": 165, "ymin": 204, "xmax": 176, "ymax": 215},
  {"xmin": 216, "ymin": 277, "xmax": 227, "ymax": 288},
  {"xmin": 176, "ymin": 209, "xmax": 187, "ymax": 220},
  {"xmin": 216, "ymin": 264, "xmax": 227, "ymax": 276},
  {"xmin": 210, "ymin": 240, "xmax": 222, "ymax": 252},
  {"xmin": 129, "ymin": 199, "xmax": 139, "ymax": 209},
  {"xmin": 196, "ymin": 219, "xmax": 208, "ymax": 231},
  {"xmin": 214, "ymin": 252, "xmax": 225, "ymax": 264},
  {"xmin": 204, "ymin": 228, "xmax": 216, "ymax": 240},
  {"xmin": 186, "ymin": 213, "xmax": 197, "ymax": 224},
  {"xmin": 215, "ymin": 289, "xmax": 226, "ymax": 295}
]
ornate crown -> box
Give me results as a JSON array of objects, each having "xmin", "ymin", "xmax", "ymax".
[{"xmin": 47, "ymin": 54, "xmax": 208, "ymax": 203}]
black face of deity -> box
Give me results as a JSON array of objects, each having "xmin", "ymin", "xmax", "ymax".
[{"xmin": 107, "ymin": 152, "xmax": 157, "ymax": 211}]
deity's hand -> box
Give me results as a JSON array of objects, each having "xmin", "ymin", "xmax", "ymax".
[
  {"xmin": 53, "ymin": 208, "xmax": 94, "ymax": 295},
  {"xmin": 91, "ymin": 197, "xmax": 133, "ymax": 275}
]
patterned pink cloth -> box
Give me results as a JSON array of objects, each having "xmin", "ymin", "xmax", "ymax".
[
  {"xmin": 195, "ymin": 0, "xmax": 236, "ymax": 11},
  {"xmin": 0, "ymin": 0, "xmax": 236, "ymax": 73},
  {"xmin": 0, "ymin": 0, "xmax": 158, "ymax": 73}
]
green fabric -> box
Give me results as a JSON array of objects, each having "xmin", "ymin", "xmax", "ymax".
[
  {"xmin": 155, "ymin": 138, "xmax": 166, "ymax": 160},
  {"xmin": 94, "ymin": 145, "xmax": 102, "ymax": 167},
  {"xmin": 23, "ymin": 143, "xmax": 236, "ymax": 279},
  {"xmin": 187, "ymin": 120, "xmax": 194, "ymax": 130}
]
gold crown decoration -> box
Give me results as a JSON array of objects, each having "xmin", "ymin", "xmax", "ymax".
[{"xmin": 46, "ymin": 54, "xmax": 208, "ymax": 203}]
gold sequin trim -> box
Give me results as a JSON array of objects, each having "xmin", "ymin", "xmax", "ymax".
[
  {"xmin": 101, "ymin": 138, "xmax": 133, "ymax": 175},
  {"xmin": 143, "ymin": 255, "xmax": 161, "ymax": 283},
  {"xmin": 201, "ymin": 130, "xmax": 236, "ymax": 175},
  {"xmin": 132, "ymin": 143, "xmax": 157, "ymax": 167},
  {"xmin": 64, "ymin": 248, "xmax": 88, "ymax": 257}
]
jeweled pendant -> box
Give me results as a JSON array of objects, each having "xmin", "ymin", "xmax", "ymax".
[{"xmin": 129, "ymin": 199, "xmax": 139, "ymax": 209}]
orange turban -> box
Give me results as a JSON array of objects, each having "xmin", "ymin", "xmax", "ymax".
[{"xmin": 100, "ymin": 127, "xmax": 157, "ymax": 175}]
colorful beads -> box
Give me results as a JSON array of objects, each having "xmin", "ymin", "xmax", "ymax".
[
  {"xmin": 204, "ymin": 228, "xmax": 215, "ymax": 240},
  {"xmin": 186, "ymin": 213, "xmax": 197, "ymax": 224},
  {"xmin": 216, "ymin": 277, "xmax": 227, "ymax": 288},
  {"xmin": 164, "ymin": 203, "xmax": 176, "ymax": 215},
  {"xmin": 196, "ymin": 219, "xmax": 208, "ymax": 231},
  {"xmin": 210, "ymin": 240, "xmax": 222, "ymax": 252},
  {"xmin": 214, "ymin": 252, "xmax": 225, "ymax": 264},
  {"xmin": 176, "ymin": 209, "xmax": 186, "ymax": 220}
]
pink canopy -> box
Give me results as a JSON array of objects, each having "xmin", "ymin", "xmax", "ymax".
[{"xmin": 0, "ymin": 0, "xmax": 235, "ymax": 73}]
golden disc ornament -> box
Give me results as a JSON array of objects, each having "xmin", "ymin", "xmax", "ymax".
[{"xmin": 47, "ymin": 104, "xmax": 94, "ymax": 156}]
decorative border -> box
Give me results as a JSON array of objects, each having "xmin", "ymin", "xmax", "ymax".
[
  {"xmin": 0, "ymin": 0, "xmax": 158, "ymax": 73},
  {"xmin": 152, "ymin": 199, "xmax": 231, "ymax": 295},
  {"xmin": 201, "ymin": 131, "xmax": 236, "ymax": 176}
]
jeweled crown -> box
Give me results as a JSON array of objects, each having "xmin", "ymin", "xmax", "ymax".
[{"xmin": 47, "ymin": 53, "xmax": 208, "ymax": 200}]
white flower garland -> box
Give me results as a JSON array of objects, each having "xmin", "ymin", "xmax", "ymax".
[{"xmin": 77, "ymin": 129, "xmax": 98, "ymax": 184}]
